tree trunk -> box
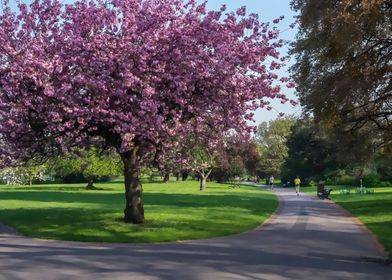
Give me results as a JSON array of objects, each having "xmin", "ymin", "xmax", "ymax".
[
  {"xmin": 86, "ymin": 180, "xmax": 96, "ymax": 190},
  {"xmin": 121, "ymin": 148, "xmax": 144, "ymax": 224},
  {"xmin": 163, "ymin": 172, "xmax": 170, "ymax": 183},
  {"xmin": 176, "ymin": 172, "xmax": 180, "ymax": 181},
  {"xmin": 181, "ymin": 171, "xmax": 188, "ymax": 181},
  {"xmin": 199, "ymin": 174, "xmax": 207, "ymax": 191},
  {"xmin": 199, "ymin": 168, "xmax": 212, "ymax": 191}
]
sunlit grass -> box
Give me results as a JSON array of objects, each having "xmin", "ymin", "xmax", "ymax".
[{"xmin": 0, "ymin": 181, "xmax": 277, "ymax": 243}]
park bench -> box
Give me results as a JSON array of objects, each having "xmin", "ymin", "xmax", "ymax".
[{"xmin": 317, "ymin": 183, "xmax": 332, "ymax": 200}]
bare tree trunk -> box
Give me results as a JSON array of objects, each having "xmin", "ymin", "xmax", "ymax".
[
  {"xmin": 163, "ymin": 172, "xmax": 170, "ymax": 183},
  {"xmin": 181, "ymin": 171, "xmax": 188, "ymax": 181},
  {"xmin": 121, "ymin": 148, "xmax": 144, "ymax": 224},
  {"xmin": 86, "ymin": 180, "xmax": 96, "ymax": 190},
  {"xmin": 199, "ymin": 174, "xmax": 207, "ymax": 191},
  {"xmin": 176, "ymin": 172, "xmax": 180, "ymax": 181},
  {"xmin": 199, "ymin": 169, "xmax": 212, "ymax": 191},
  {"xmin": 149, "ymin": 173, "xmax": 154, "ymax": 182}
]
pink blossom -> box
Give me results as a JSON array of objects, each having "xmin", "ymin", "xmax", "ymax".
[
  {"xmin": 0, "ymin": 0, "xmax": 287, "ymax": 170},
  {"xmin": 236, "ymin": 6, "xmax": 246, "ymax": 17}
]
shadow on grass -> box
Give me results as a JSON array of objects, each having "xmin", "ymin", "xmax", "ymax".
[
  {"xmin": 0, "ymin": 186, "xmax": 116, "ymax": 191},
  {"xmin": 0, "ymin": 191, "xmax": 123, "ymax": 204},
  {"xmin": 0, "ymin": 188, "xmax": 277, "ymax": 242},
  {"xmin": 0, "ymin": 195, "xmax": 276, "ymax": 243},
  {"xmin": 0, "ymin": 190, "xmax": 274, "ymax": 215},
  {"xmin": 0, "ymin": 207, "xmax": 149, "ymax": 243}
]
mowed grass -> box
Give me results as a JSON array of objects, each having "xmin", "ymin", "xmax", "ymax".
[
  {"xmin": 0, "ymin": 181, "xmax": 277, "ymax": 243},
  {"xmin": 302, "ymin": 185, "xmax": 392, "ymax": 257}
]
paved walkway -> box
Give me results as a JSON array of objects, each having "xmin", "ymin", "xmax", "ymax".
[{"xmin": 1, "ymin": 187, "xmax": 391, "ymax": 280}]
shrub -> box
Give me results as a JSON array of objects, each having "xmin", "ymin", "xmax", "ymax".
[{"xmin": 363, "ymin": 174, "xmax": 381, "ymax": 187}]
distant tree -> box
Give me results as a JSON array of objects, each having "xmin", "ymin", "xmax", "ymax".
[
  {"xmin": 48, "ymin": 149, "xmax": 122, "ymax": 183},
  {"xmin": 212, "ymin": 153, "xmax": 232, "ymax": 183},
  {"xmin": 281, "ymin": 118, "xmax": 341, "ymax": 184},
  {"xmin": 227, "ymin": 155, "xmax": 246, "ymax": 179},
  {"xmin": 179, "ymin": 135, "xmax": 220, "ymax": 191},
  {"xmin": 211, "ymin": 136, "xmax": 260, "ymax": 182},
  {"xmin": 374, "ymin": 151, "xmax": 392, "ymax": 181},
  {"xmin": 290, "ymin": 0, "xmax": 392, "ymax": 149},
  {"xmin": 48, "ymin": 155, "xmax": 84, "ymax": 183},
  {"xmin": 0, "ymin": 162, "xmax": 47, "ymax": 185},
  {"xmin": 256, "ymin": 117, "xmax": 296, "ymax": 177},
  {"xmin": 281, "ymin": 118, "xmax": 391, "ymax": 185},
  {"xmin": 155, "ymin": 140, "xmax": 183, "ymax": 183},
  {"xmin": 81, "ymin": 150, "xmax": 123, "ymax": 183},
  {"xmin": 229, "ymin": 137, "xmax": 261, "ymax": 177}
]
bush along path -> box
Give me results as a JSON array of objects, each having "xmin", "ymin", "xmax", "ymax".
[{"xmin": 1, "ymin": 186, "xmax": 391, "ymax": 280}]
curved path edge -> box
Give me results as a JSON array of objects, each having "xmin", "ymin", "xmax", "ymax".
[{"xmin": 325, "ymin": 198, "xmax": 390, "ymax": 260}]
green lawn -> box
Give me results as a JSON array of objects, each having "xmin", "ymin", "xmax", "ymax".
[
  {"xmin": 302, "ymin": 185, "xmax": 392, "ymax": 257},
  {"xmin": 0, "ymin": 181, "xmax": 277, "ymax": 243}
]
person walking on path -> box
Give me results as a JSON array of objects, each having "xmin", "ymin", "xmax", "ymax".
[
  {"xmin": 269, "ymin": 175, "xmax": 274, "ymax": 190},
  {"xmin": 294, "ymin": 176, "xmax": 301, "ymax": 195}
]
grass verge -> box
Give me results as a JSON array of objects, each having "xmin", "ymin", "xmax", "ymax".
[{"xmin": 0, "ymin": 181, "xmax": 277, "ymax": 243}]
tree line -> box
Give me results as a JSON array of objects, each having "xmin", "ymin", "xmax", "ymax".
[
  {"xmin": 3, "ymin": 114, "xmax": 391, "ymax": 189},
  {"xmin": 286, "ymin": 0, "xmax": 392, "ymax": 187}
]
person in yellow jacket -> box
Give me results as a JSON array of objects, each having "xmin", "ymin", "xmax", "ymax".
[{"xmin": 294, "ymin": 176, "xmax": 301, "ymax": 196}]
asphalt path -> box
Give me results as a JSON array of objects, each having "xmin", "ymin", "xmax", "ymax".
[{"xmin": 1, "ymin": 186, "xmax": 391, "ymax": 280}]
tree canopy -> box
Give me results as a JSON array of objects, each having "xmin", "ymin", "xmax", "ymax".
[
  {"xmin": 48, "ymin": 149, "xmax": 122, "ymax": 183},
  {"xmin": 256, "ymin": 116, "xmax": 296, "ymax": 177},
  {"xmin": 290, "ymin": 0, "xmax": 392, "ymax": 149},
  {"xmin": 0, "ymin": 0, "xmax": 288, "ymax": 223},
  {"xmin": 281, "ymin": 118, "xmax": 341, "ymax": 184}
]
